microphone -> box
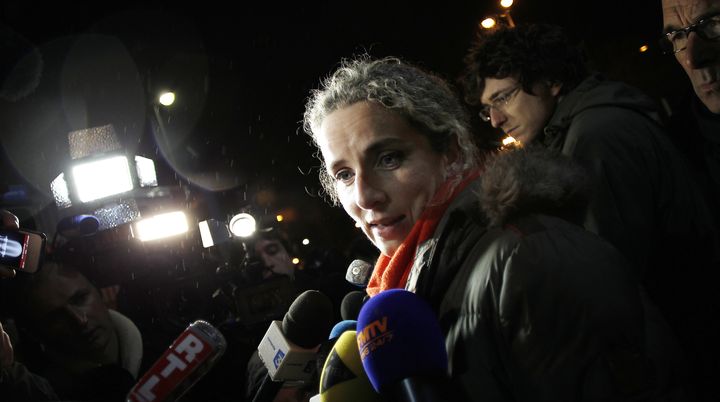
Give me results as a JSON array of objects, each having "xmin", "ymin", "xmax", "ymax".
[
  {"xmin": 345, "ymin": 259, "xmax": 372, "ymax": 287},
  {"xmin": 314, "ymin": 319, "xmax": 359, "ymax": 391},
  {"xmin": 126, "ymin": 320, "xmax": 227, "ymax": 402},
  {"xmin": 340, "ymin": 291, "xmax": 367, "ymax": 321},
  {"xmin": 329, "ymin": 320, "xmax": 357, "ymax": 340},
  {"xmin": 253, "ymin": 290, "xmax": 335, "ymax": 402},
  {"xmin": 357, "ymin": 289, "xmax": 450, "ymax": 402},
  {"xmin": 318, "ymin": 330, "xmax": 384, "ymax": 402}
]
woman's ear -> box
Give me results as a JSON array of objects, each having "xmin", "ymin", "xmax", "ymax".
[{"xmin": 443, "ymin": 139, "xmax": 462, "ymax": 176}]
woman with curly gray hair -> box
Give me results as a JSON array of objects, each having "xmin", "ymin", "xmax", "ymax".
[{"xmin": 303, "ymin": 55, "xmax": 684, "ymax": 401}]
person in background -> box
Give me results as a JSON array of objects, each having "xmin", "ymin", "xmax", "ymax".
[
  {"xmin": 1, "ymin": 236, "xmax": 143, "ymax": 401},
  {"xmin": 460, "ymin": 23, "xmax": 719, "ymax": 399},
  {"xmin": 302, "ymin": 54, "xmax": 686, "ymax": 401},
  {"xmin": 660, "ymin": 0, "xmax": 720, "ymax": 231},
  {"xmin": 240, "ymin": 226, "xmax": 353, "ymax": 402},
  {"xmin": 0, "ymin": 209, "xmax": 59, "ymax": 401}
]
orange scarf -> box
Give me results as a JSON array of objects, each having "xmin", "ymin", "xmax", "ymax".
[{"xmin": 365, "ymin": 171, "xmax": 480, "ymax": 296}]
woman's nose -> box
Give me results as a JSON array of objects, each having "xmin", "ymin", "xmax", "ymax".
[{"xmin": 354, "ymin": 172, "xmax": 387, "ymax": 210}]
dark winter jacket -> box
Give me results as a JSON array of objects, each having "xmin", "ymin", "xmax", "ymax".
[
  {"xmin": 0, "ymin": 361, "xmax": 59, "ymax": 401},
  {"xmin": 542, "ymin": 74, "xmax": 719, "ymax": 279},
  {"xmin": 667, "ymin": 94, "xmax": 720, "ymax": 232},
  {"xmin": 412, "ymin": 148, "xmax": 686, "ymax": 401},
  {"xmin": 539, "ymin": 75, "xmax": 720, "ymax": 398}
]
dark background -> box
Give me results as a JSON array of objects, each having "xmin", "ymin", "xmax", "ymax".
[
  {"xmin": 0, "ymin": 1, "xmax": 695, "ymax": 399},
  {"xmin": 0, "ymin": 0, "xmax": 688, "ymax": 267}
]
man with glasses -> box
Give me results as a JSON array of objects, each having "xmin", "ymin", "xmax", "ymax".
[
  {"xmin": 661, "ymin": 0, "xmax": 720, "ymax": 228},
  {"xmin": 461, "ymin": 22, "xmax": 719, "ymax": 400}
]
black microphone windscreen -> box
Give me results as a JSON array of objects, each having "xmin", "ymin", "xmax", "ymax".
[
  {"xmin": 281, "ymin": 290, "xmax": 334, "ymax": 348},
  {"xmin": 340, "ymin": 291, "xmax": 366, "ymax": 321}
]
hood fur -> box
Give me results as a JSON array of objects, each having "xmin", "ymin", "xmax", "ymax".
[{"xmin": 480, "ymin": 146, "xmax": 590, "ymax": 227}]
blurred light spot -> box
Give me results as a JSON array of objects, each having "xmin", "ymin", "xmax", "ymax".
[
  {"xmin": 639, "ymin": 45, "xmax": 649, "ymax": 53},
  {"xmin": 158, "ymin": 91, "xmax": 175, "ymax": 106},
  {"xmin": 72, "ymin": 155, "xmax": 133, "ymax": 203},
  {"xmin": 500, "ymin": 0, "xmax": 513, "ymax": 8},
  {"xmin": 481, "ymin": 18, "xmax": 496, "ymax": 29},
  {"xmin": 136, "ymin": 211, "xmax": 188, "ymax": 241},
  {"xmin": 302, "ymin": 238, "xmax": 310, "ymax": 245},
  {"xmin": 229, "ymin": 213, "xmax": 256, "ymax": 237}
]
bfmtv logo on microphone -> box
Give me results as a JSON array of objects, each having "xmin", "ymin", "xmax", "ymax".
[{"xmin": 357, "ymin": 316, "xmax": 393, "ymax": 360}]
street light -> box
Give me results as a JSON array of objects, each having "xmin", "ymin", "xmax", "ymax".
[
  {"xmin": 158, "ymin": 91, "xmax": 175, "ymax": 106},
  {"xmin": 480, "ymin": 18, "xmax": 497, "ymax": 29},
  {"xmin": 480, "ymin": 0, "xmax": 516, "ymax": 30}
]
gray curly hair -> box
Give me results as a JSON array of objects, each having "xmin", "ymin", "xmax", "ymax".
[{"xmin": 303, "ymin": 55, "xmax": 480, "ymax": 204}]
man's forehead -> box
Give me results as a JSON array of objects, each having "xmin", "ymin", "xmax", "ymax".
[
  {"xmin": 481, "ymin": 77, "xmax": 518, "ymax": 103},
  {"xmin": 33, "ymin": 266, "xmax": 87, "ymax": 296},
  {"xmin": 663, "ymin": 0, "xmax": 719, "ymax": 24}
]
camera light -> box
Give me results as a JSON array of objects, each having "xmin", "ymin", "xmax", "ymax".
[
  {"xmin": 199, "ymin": 219, "xmax": 231, "ymax": 248},
  {"xmin": 229, "ymin": 213, "xmax": 256, "ymax": 238},
  {"xmin": 135, "ymin": 211, "xmax": 188, "ymax": 241},
  {"xmin": 51, "ymin": 173, "xmax": 72, "ymax": 208},
  {"xmin": 135, "ymin": 156, "xmax": 158, "ymax": 187},
  {"xmin": 72, "ymin": 155, "xmax": 134, "ymax": 203}
]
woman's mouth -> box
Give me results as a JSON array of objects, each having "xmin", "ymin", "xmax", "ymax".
[{"xmin": 369, "ymin": 216, "xmax": 405, "ymax": 237}]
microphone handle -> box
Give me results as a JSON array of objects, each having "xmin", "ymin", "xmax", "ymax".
[
  {"xmin": 392, "ymin": 376, "xmax": 451, "ymax": 402},
  {"xmin": 251, "ymin": 374, "xmax": 284, "ymax": 402}
]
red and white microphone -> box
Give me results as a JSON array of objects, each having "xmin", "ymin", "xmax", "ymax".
[{"xmin": 126, "ymin": 320, "xmax": 227, "ymax": 402}]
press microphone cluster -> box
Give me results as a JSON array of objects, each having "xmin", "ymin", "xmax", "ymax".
[
  {"xmin": 126, "ymin": 320, "xmax": 227, "ymax": 402},
  {"xmin": 357, "ymin": 289, "xmax": 451, "ymax": 402},
  {"xmin": 253, "ymin": 290, "xmax": 335, "ymax": 402}
]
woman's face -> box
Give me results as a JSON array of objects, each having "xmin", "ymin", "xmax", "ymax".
[{"xmin": 317, "ymin": 101, "xmax": 451, "ymax": 257}]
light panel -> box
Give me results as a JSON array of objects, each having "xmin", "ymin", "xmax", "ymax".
[
  {"xmin": 135, "ymin": 156, "xmax": 158, "ymax": 187},
  {"xmin": 135, "ymin": 211, "xmax": 188, "ymax": 241},
  {"xmin": 72, "ymin": 155, "xmax": 133, "ymax": 203}
]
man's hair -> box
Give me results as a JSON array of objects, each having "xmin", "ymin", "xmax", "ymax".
[
  {"xmin": 0, "ymin": 258, "xmax": 87, "ymax": 325},
  {"xmin": 303, "ymin": 55, "xmax": 480, "ymax": 204},
  {"xmin": 459, "ymin": 23, "xmax": 588, "ymax": 106}
]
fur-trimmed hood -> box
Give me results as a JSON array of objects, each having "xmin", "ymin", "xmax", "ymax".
[{"xmin": 479, "ymin": 146, "xmax": 590, "ymax": 227}]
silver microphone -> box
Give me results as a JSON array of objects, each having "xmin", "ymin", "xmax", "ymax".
[{"xmin": 345, "ymin": 259, "xmax": 372, "ymax": 287}]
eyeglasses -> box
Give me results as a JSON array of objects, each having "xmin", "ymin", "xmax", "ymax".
[
  {"xmin": 478, "ymin": 86, "xmax": 521, "ymax": 122},
  {"xmin": 660, "ymin": 14, "xmax": 720, "ymax": 55}
]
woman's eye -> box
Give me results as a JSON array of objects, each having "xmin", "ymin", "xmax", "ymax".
[
  {"xmin": 378, "ymin": 152, "xmax": 401, "ymax": 168},
  {"xmin": 335, "ymin": 170, "xmax": 354, "ymax": 183}
]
